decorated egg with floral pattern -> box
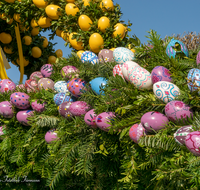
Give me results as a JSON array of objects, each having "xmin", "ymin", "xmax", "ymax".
[
  {"xmin": 45, "ymin": 129, "xmax": 59, "ymax": 144},
  {"xmin": 53, "ymin": 93, "xmax": 76, "ymax": 106},
  {"xmin": 84, "ymin": 109, "xmax": 97, "ymax": 128},
  {"xmin": 0, "ymin": 79, "xmax": 16, "ymax": 93},
  {"xmin": 113, "ymin": 64, "xmax": 124, "ymax": 79},
  {"xmin": 16, "ymin": 110, "xmax": 34, "ymax": 126},
  {"xmin": 0, "ymin": 101, "xmax": 14, "ymax": 118},
  {"xmin": 10, "ymin": 92, "xmax": 30, "ymax": 109},
  {"xmin": 25, "ymin": 79, "xmax": 38, "ymax": 93},
  {"xmin": 59, "ymin": 101, "xmax": 73, "ymax": 118},
  {"xmin": 40, "ymin": 64, "xmax": 53, "ymax": 78},
  {"xmin": 31, "ymin": 99, "xmax": 46, "ymax": 112},
  {"xmin": 30, "ymin": 71, "xmax": 43, "ymax": 80},
  {"xmin": 129, "ymin": 123, "xmax": 146, "ymax": 143},
  {"xmin": 122, "ymin": 61, "xmax": 139, "ymax": 81},
  {"xmin": 81, "ymin": 51, "xmax": 99, "ymax": 64},
  {"xmin": 38, "ymin": 78, "xmax": 54, "ymax": 91},
  {"xmin": 54, "ymin": 81, "xmax": 69, "ymax": 93},
  {"xmin": 187, "ymin": 68, "xmax": 200, "ymax": 92},
  {"xmin": 61, "ymin": 65, "xmax": 79, "ymax": 79},
  {"xmin": 69, "ymin": 101, "xmax": 90, "ymax": 116},
  {"xmin": 98, "ymin": 49, "xmax": 114, "ymax": 63}
]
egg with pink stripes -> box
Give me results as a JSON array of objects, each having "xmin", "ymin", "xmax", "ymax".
[
  {"xmin": 129, "ymin": 123, "xmax": 146, "ymax": 143},
  {"xmin": 113, "ymin": 64, "xmax": 124, "ymax": 79}
]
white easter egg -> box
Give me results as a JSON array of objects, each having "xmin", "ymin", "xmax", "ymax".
[
  {"xmin": 113, "ymin": 47, "xmax": 135, "ymax": 64},
  {"xmin": 128, "ymin": 66, "xmax": 152, "ymax": 90},
  {"xmin": 122, "ymin": 61, "xmax": 139, "ymax": 81},
  {"xmin": 54, "ymin": 81, "xmax": 69, "ymax": 93},
  {"xmin": 153, "ymin": 81, "xmax": 180, "ymax": 103}
]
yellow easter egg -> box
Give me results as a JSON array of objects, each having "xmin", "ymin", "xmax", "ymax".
[
  {"xmin": 78, "ymin": 15, "xmax": 92, "ymax": 31},
  {"xmin": 45, "ymin": 5, "xmax": 61, "ymax": 20},
  {"xmin": 98, "ymin": 16, "xmax": 110, "ymax": 33},
  {"xmin": 77, "ymin": 50, "xmax": 84, "ymax": 59},
  {"xmin": 113, "ymin": 23, "xmax": 125, "ymax": 39},
  {"xmin": 33, "ymin": 0, "xmax": 48, "ymax": 8},
  {"xmin": 89, "ymin": 33, "xmax": 104, "ymax": 53},
  {"xmin": 69, "ymin": 33, "xmax": 84, "ymax": 50},
  {"xmin": 38, "ymin": 16, "xmax": 52, "ymax": 28},
  {"xmin": 82, "ymin": 0, "xmax": 91, "ymax": 6},
  {"xmin": 65, "ymin": 3, "xmax": 79, "ymax": 16},
  {"xmin": 100, "ymin": 0, "xmax": 114, "ymax": 11}
]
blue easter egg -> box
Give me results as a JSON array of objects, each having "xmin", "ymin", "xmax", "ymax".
[
  {"xmin": 89, "ymin": 77, "xmax": 107, "ymax": 95},
  {"xmin": 81, "ymin": 51, "xmax": 99, "ymax": 64},
  {"xmin": 187, "ymin": 68, "xmax": 200, "ymax": 92},
  {"xmin": 54, "ymin": 81, "xmax": 69, "ymax": 93},
  {"xmin": 53, "ymin": 93, "xmax": 76, "ymax": 106},
  {"xmin": 166, "ymin": 38, "xmax": 189, "ymax": 58}
]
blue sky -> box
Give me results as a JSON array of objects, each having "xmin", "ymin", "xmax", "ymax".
[{"xmin": 5, "ymin": 0, "xmax": 200, "ymax": 84}]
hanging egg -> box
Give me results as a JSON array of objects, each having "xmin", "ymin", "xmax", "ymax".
[
  {"xmin": 0, "ymin": 101, "xmax": 14, "ymax": 118},
  {"xmin": 61, "ymin": 65, "xmax": 79, "ymax": 79},
  {"xmin": 16, "ymin": 110, "xmax": 34, "ymax": 126},
  {"xmin": 53, "ymin": 93, "xmax": 76, "ymax": 106},
  {"xmin": 30, "ymin": 71, "xmax": 43, "ymax": 80},
  {"xmin": 89, "ymin": 77, "xmax": 107, "ymax": 95},
  {"xmin": 81, "ymin": 51, "xmax": 99, "ymax": 64},
  {"xmin": 113, "ymin": 64, "xmax": 124, "ymax": 79},
  {"xmin": 165, "ymin": 101, "xmax": 193, "ymax": 123},
  {"xmin": 10, "ymin": 92, "xmax": 30, "ymax": 109},
  {"xmin": 38, "ymin": 78, "xmax": 54, "ymax": 91},
  {"xmin": 84, "ymin": 109, "xmax": 97, "ymax": 128},
  {"xmin": 98, "ymin": 49, "xmax": 113, "ymax": 63},
  {"xmin": 40, "ymin": 64, "xmax": 53, "ymax": 78},
  {"xmin": 31, "ymin": 99, "xmax": 46, "ymax": 112},
  {"xmin": 59, "ymin": 101, "xmax": 73, "ymax": 118},
  {"xmin": 0, "ymin": 79, "xmax": 16, "ymax": 93},
  {"xmin": 121, "ymin": 61, "xmax": 139, "ymax": 81},
  {"xmin": 54, "ymin": 81, "xmax": 68, "ymax": 93},
  {"xmin": 187, "ymin": 68, "xmax": 200, "ymax": 92},
  {"xmin": 141, "ymin": 111, "xmax": 169, "ymax": 132},
  {"xmin": 196, "ymin": 51, "xmax": 200, "ymax": 65},
  {"xmin": 69, "ymin": 101, "xmax": 90, "ymax": 116},
  {"xmin": 25, "ymin": 79, "xmax": 38, "ymax": 93},
  {"xmin": 45, "ymin": 129, "xmax": 59, "ymax": 143},
  {"xmin": 174, "ymin": 125, "xmax": 193, "ymax": 145},
  {"xmin": 129, "ymin": 123, "xmax": 146, "ymax": 143},
  {"xmin": 185, "ymin": 131, "xmax": 200, "ymax": 156},
  {"xmin": 151, "ymin": 66, "xmax": 172, "ymax": 84},
  {"xmin": 113, "ymin": 47, "xmax": 135, "ymax": 65},
  {"xmin": 95, "ymin": 112, "xmax": 115, "ymax": 132},
  {"xmin": 153, "ymin": 81, "xmax": 180, "ymax": 103}
]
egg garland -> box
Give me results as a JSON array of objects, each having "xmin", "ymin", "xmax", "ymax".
[
  {"xmin": 129, "ymin": 123, "xmax": 146, "ymax": 143},
  {"xmin": 53, "ymin": 93, "xmax": 76, "ymax": 106},
  {"xmin": 40, "ymin": 64, "xmax": 53, "ymax": 78},
  {"xmin": 45, "ymin": 129, "xmax": 59, "ymax": 144},
  {"xmin": 54, "ymin": 81, "xmax": 69, "ymax": 93},
  {"xmin": 61, "ymin": 65, "xmax": 79, "ymax": 79},
  {"xmin": 89, "ymin": 77, "xmax": 107, "ymax": 95},
  {"xmin": 81, "ymin": 51, "xmax": 99, "ymax": 64},
  {"xmin": 10, "ymin": 92, "xmax": 30, "ymax": 109},
  {"xmin": 0, "ymin": 79, "xmax": 16, "ymax": 93},
  {"xmin": 98, "ymin": 49, "xmax": 114, "ymax": 63},
  {"xmin": 38, "ymin": 78, "xmax": 54, "ymax": 91},
  {"xmin": 113, "ymin": 64, "xmax": 124, "ymax": 80},
  {"xmin": 58, "ymin": 101, "xmax": 73, "ymax": 118},
  {"xmin": 187, "ymin": 68, "xmax": 200, "ymax": 92},
  {"xmin": 69, "ymin": 101, "xmax": 90, "ymax": 116},
  {"xmin": 16, "ymin": 110, "xmax": 34, "ymax": 126},
  {"xmin": 0, "ymin": 101, "xmax": 14, "ymax": 118},
  {"xmin": 84, "ymin": 109, "xmax": 97, "ymax": 128}
]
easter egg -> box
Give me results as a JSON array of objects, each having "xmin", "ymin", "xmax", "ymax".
[
  {"xmin": 153, "ymin": 81, "xmax": 180, "ymax": 103},
  {"xmin": 38, "ymin": 78, "xmax": 54, "ymax": 91},
  {"xmin": 59, "ymin": 101, "xmax": 73, "ymax": 118},
  {"xmin": 113, "ymin": 47, "xmax": 135, "ymax": 65},
  {"xmin": 185, "ymin": 131, "xmax": 200, "ymax": 156},
  {"xmin": 30, "ymin": 71, "xmax": 43, "ymax": 80},
  {"xmin": 166, "ymin": 38, "xmax": 189, "ymax": 58},
  {"xmin": 61, "ymin": 65, "xmax": 79, "ymax": 79},
  {"xmin": 69, "ymin": 101, "xmax": 90, "ymax": 116},
  {"xmin": 40, "ymin": 64, "xmax": 53, "ymax": 78},
  {"xmin": 129, "ymin": 123, "xmax": 146, "ymax": 143},
  {"xmin": 81, "ymin": 51, "xmax": 99, "ymax": 64},
  {"xmin": 113, "ymin": 64, "xmax": 124, "ymax": 79},
  {"xmin": 128, "ymin": 66, "xmax": 152, "ymax": 90},
  {"xmin": 174, "ymin": 125, "xmax": 193, "ymax": 145},
  {"xmin": 165, "ymin": 101, "xmax": 193, "ymax": 123},
  {"xmin": 89, "ymin": 77, "xmax": 107, "ymax": 95},
  {"xmin": 98, "ymin": 49, "xmax": 113, "ymax": 63},
  {"xmin": 0, "ymin": 79, "xmax": 16, "ymax": 93},
  {"xmin": 31, "ymin": 99, "xmax": 46, "ymax": 112},
  {"xmin": 67, "ymin": 78, "xmax": 87, "ymax": 97},
  {"xmin": 141, "ymin": 111, "xmax": 169, "ymax": 132},
  {"xmin": 0, "ymin": 125, "xmax": 6, "ymax": 136},
  {"xmin": 54, "ymin": 81, "xmax": 69, "ymax": 93},
  {"xmin": 45, "ymin": 129, "xmax": 59, "ymax": 144},
  {"xmin": 95, "ymin": 112, "xmax": 115, "ymax": 132},
  {"xmin": 16, "ymin": 84, "xmax": 26, "ymax": 91},
  {"xmin": 0, "ymin": 101, "xmax": 14, "ymax": 118},
  {"xmin": 196, "ymin": 51, "xmax": 200, "ymax": 65},
  {"xmin": 151, "ymin": 66, "xmax": 172, "ymax": 84},
  {"xmin": 25, "ymin": 79, "xmax": 38, "ymax": 93},
  {"xmin": 187, "ymin": 68, "xmax": 200, "ymax": 92},
  {"xmin": 16, "ymin": 110, "xmax": 34, "ymax": 126},
  {"xmin": 78, "ymin": 14, "xmax": 92, "ymax": 31},
  {"xmin": 121, "ymin": 61, "xmax": 139, "ymax": 81},
  {"xmin": 10, "ymin": 92, "xmax": 30, "ymax": 109},
  {"xmin": 89, "ymin": 33, "xmax": 104, "ymax": 53},
  {"xmin": 84, "ymin": 109, "xmax": 97, "ymax": 128},
  {"xmin": 53, "ymin": 93, "xmax": 76, "ymax": 106}
]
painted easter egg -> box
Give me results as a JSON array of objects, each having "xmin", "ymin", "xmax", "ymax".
[
  {"xmin": 128, "ymin": 66, "xmax": 152, "ymax": 90},
  {"xmin": 0, "ymin": 125, "xmax": 6, "ymax": 136},
  {"xmin": 196, "ymin": 51, "xmax": 200, "ymax": 65},
  {"xmin": 98, "ymin": 49, "xmax": 114, "ymax": 63},
  {"xmin": 113, "ymin": 64, "xmax": 124, "ymax": 79},
  {"xmin": 45, "ymin": 129, "xmax": 59, "ymax": 144},
  {"xmin": 58, "ymin": 101, "xmax": 73, "ymax": 118},
  {"xmin": 81, "ymin": 51, "xmax": 99, "ymax": 64},
  {"xmin": 95, "ymin": 112, "xmax": 115, "ymax": 132},
  {"xmin": 153, "ymin": 81, "xmax": 180, "ymax": 103},
  {"xmin": 54, "ymin": 81, "xmax": 69, "ymax": 93},
  {"xmin": 69, "ymin": 101, "xmax": 90, "ymax": 116},
  {"xmin": 25, "ymin": 79, "xmax": 38, "ymax": 93},
  {"xmin": 31, "ymin": 99, "xmax": 46, "ymax": 112},
  {"xmin": 113, "ymin": 47, "xmax": 135, "ymax": 65},
  {"xmin": 165, "ymin": 101, "xmax": 193, "ymax": 123},
  {"xmin": 187, "ymin": 68, "xmax": 200, "ymax": 92},
  {"xmin": 129, "ymin": 123, "xmax": 146, "ymax": 143},
  {"xmin": 141, "ymin": 111, "xmax": 169, "ymax": 132},
  {"xmin": 0, "ymin": 79, "xmax": 16, "ymax": 93},
  {"xmin": 53, "ymin": 93, "xmax": 76, "ymax": 106},
  {"xmin": 151, "ymin": 66, "xmax": 172, "ymax": 84},
  {"xmin": 166, "ymin": 38, "xmax": 189, "ymax": 58},
  {"xmin": 38, "ymin": 78, "xmax": 54, "ymax": 91},
  {"xmin": 84, "ymin": 109, "xmax": 97, "ymax": 128},
  {"xmin": 121, "ymin": 61, "xmax": 139, "ymax": 81},
  {"xmin": 40, "ymin": 64, "xmax": 53, "ymax": 78},
  {"xmin": 29, "ymin": 71, "xmax": 43, "ymax": 80},
  {"xmin": 185, "ymin": 131, "xmax": 200, "ymax": 156},
  {"xmin": 16, "ymin": 84, "xmax": 26, "ymax": 91},
  {"xmin": 10, "ymin": 92, "xmax": 30, "ymax": 109},
  {"xmin": 174, "ymin": 125, "xmax": 193, "ymax": 145},
  {"xmin": 67, "ymin": 78, "xmax": 87, "ymax": 97},
  {"xmin": 61, "ymin": 65, "xmax": 79, "ymax": 79},
  {"xmin": 16, "ymin": 110, "xmax": 34, "ymax": 126},
  {"xmin": 89, "ymin": 77, "xmax": 107, "ymax": 95},
  {"xmin": 0, "ymin": 101, "xmax": 14, "ymax": 118}
]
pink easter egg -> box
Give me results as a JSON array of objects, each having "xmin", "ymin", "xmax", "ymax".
[
  {"xmin": 165, "ymin": 101, "xmax": 193, "ymax": 123},
  {"xmin": 31, "ymin": 99, "xmax": 46, "ymax": 112},
  {"xmin": 16, "ymin": 110, "xmax": 34, "ymax": 126},
  {"xmin": 0, "ymin": 125, "xmax": 6, "ymax": 136},
  {"xmin": 196, "ymin": 51, "xmax": 200, "ymax": 65},
  {"xmin": 129, "ymin": 123, "xmax": 146, "ymax": 143},
  {"xmin": 40, "ymin": 64, "xmax": 53, "ymax": 78},
  {"xmin": 0, "ymin": 101, "xmax": 14, "ymax": 118},
  {"xmin": 30, "ymin": 71, "xmax": 43, "ymax": 80},
  {"xmin": 0, "ymin": 79, "xmax": 16, "ymax": 93},
  {"xmin": 141, "ymin": 111, "xmax": 169, "ymax": 132},
  {"xmin": 16, "ymin": 84, "xmax": 26, "ymax": 91},
  {"xmin": 59, "ymin": 101, "xmax": 73, "ymax": 118},
  {"xmin": 38, "ymin": 78, "xmax": 54, "ymax": 91},
  {"xmin": 185, "ymin": 131, "xmax": 200, "ymax": 156},
  {"xmin": 25, "ymin": 79, "xmax": 38, "ymax": 93},
  {"xmin": 10, "ymin": 92, "xmax": 30, "ymax": 109},
  {"xmin": 45, "ymin": 129, "xmax": 59, "ymax": 144},
  {"xmin": 95, "ymin": 112, "xmax": 115, "ymax": 132},
  {"xmin": 113, "ymin": 64, "xmax": 124, "ymax": 79},
  {"xmin": 98, "ymin": 49, "xmax": 114, "ymax": 63},
  {"xmin": 61, "ymin": 65, "xmax": 79, "ymax": 79},
  {"xmin": 84, "ymin": 109, "xmax": 97, "ymax": 128},
  {"xmin": 69, "ymin": 101, "xmax": 90, "ymax": 116}
]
